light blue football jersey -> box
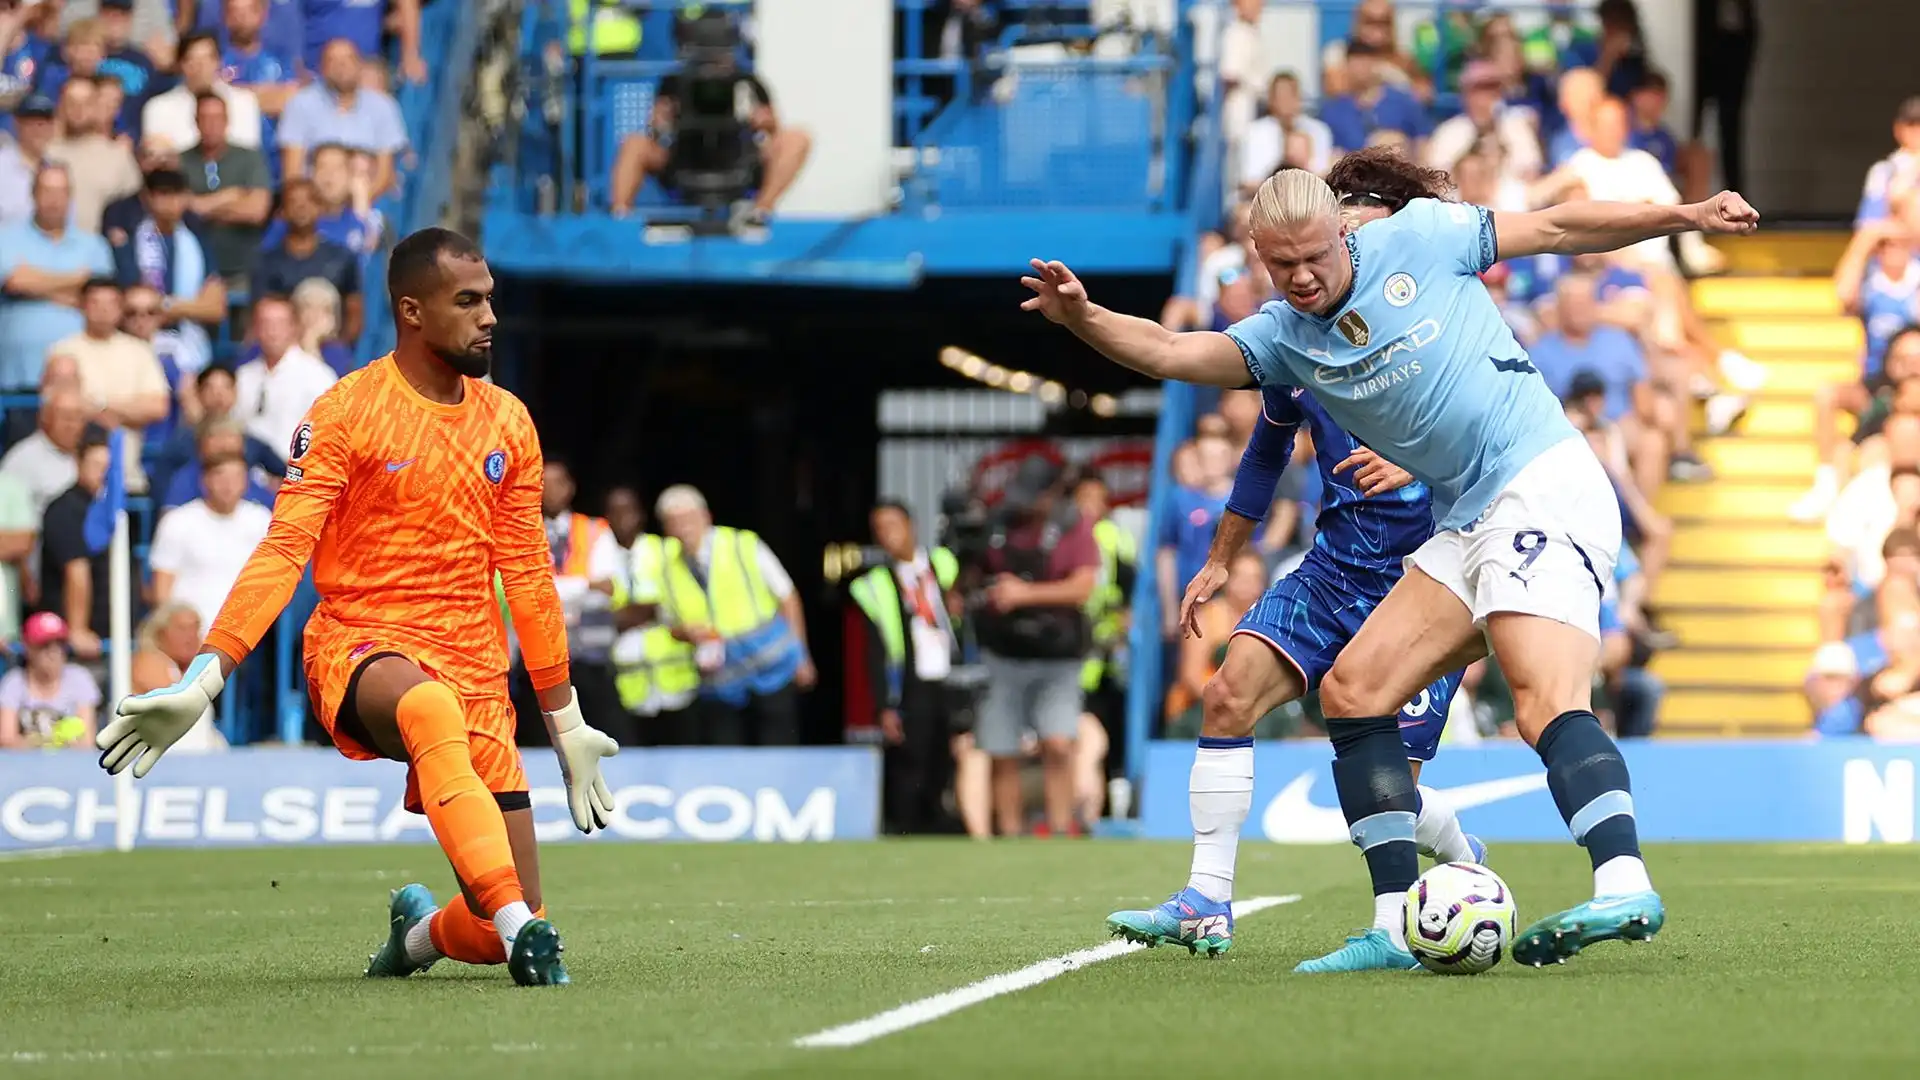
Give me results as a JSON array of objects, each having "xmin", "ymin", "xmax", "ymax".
[{"xmin": 1225, "ymin": 198, "xmax": 1580, "ymax": 530}]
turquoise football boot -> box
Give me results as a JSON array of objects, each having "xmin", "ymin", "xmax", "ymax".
[
  {"xmin": 364, "ymin": 883, "xmax": 438, "ymax": 978},
  {"xmin": 1106, "ymin": 887, "xmax": 1234, "ymax": 957},
  {"xmin": 508, "ymin": 918, "xmax": 571, "ymax": 986},
  {"xmin": 1511, "ymin": 890, "xmax": 1665, "ymax": 967},
  {"xmin": 1466, "ymin": 834, "xmax": 1489, "ymax": 864},
  {"xmin": 1293, "ymin": 928, "xmax": 1421, "ymax": 974}
]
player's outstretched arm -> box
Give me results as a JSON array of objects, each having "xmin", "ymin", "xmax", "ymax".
[
  {"xmin": 1020, "ymin": 259, "xmax": 1251, "ymax": 387},
  {"xmin": 1492, "ymin": 190, "xmax": 1759, "ymax": 260},
  {"xmin": 100, "ymin": 400, "xmax": 350, "ymax": 777},
  {"xmin": 1179, "ymin": 406, "xmax": 1297, "ymax": 636},
  {"xmin": 492, "ymin": 403, "xmax": 618, "ymax": 833}
]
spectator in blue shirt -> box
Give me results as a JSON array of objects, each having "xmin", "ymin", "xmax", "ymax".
[
  {"xmin": 250, "ymin": 177, "xmax": 362, "ymax": 340},
  {"xmin": 1628, "ymin": 70, "xmax": 1678, "ymax": 176},
  {"xmin": 276, "ymin": 38, "xmax": 406, "ymax": 196},
  {"xmin": 258, "ymin": 141, "xmax": 381, "ymax": 255},
  {"xmin": 35, "ymin": 10, "xmax": 157, "ymax": 139},
  {"xmin": 0, "ymin": 163, "xmax": 114, "ymax": 395},
  {"xmin": 158, "ymin": 414, "xmax": 275, "ymax": 511},
  {"xmin": 219, "ymin": 0, "xmax": 302, "ymax": 181},
  {"xmin": 1854, "ymin": 97, "xmax": 1920, "ymax": 230},
  {"xmin": 1155, "ymin": 431, "xmax": 1249, "ymax": 639},
  {"xmin": 0, "ymin": 4, "xmax": 58, "ymax": 111},
  {"xmin": 1546, "ymin": 66, "xmax": 1602, "ymax": 168},
  {"xmin": 144, "ymin": 365, "xmax": 280, "ymax": 505},
  {"xmin": 1318, "ymin": 40, "xmax": 1429, "ymax": 154},
  {"xmin": 1530, "ymin": 272, "xmax": 1647, "ymax": 423},
  {"xmin": 198, "ymin": 0, "xmax": 308, "ymax": 78},
  {"xmin": 109, "ymin": 167, "xmax": 225, "ymax": 366},
  {"xmin": 300, "ymin": 0, "xmax": 425, "ymax": 84}
]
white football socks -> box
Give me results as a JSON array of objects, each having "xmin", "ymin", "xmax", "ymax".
[
  {"xmin": 404, "ymin": 913, "xmax": 442, "ymax": 966},
  {"xmin": 493, "ymin": 900, "xmax": 535, "ymax": 949},
  {"xmin": 1374, "ymin": 892, "xmax": 1408, "ymax": 950},
  {"xmin": 1186, "ymin": 744, "xmax": 1254, "ymax": 904},
  {"xmin": 1414, "ymin": 785, "xmax": 1475, "ymax": 863},
  {"xmin": 1593, "ymin": 854, "xmax": 1654, "ymax": 898}
]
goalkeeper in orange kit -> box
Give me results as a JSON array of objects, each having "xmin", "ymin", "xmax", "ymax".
[{"xmin": 97, "ymin": 227, "xmax": 619, "ymax": 987}]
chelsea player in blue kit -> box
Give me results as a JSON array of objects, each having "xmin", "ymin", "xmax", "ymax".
[
  {"xmin": 1028, "ymin": 156, "xmax": 1760, "ymax": 968},
  {"xmin": 1106, "ymin": 382, "xmax": 1483, "ymax": 970}
]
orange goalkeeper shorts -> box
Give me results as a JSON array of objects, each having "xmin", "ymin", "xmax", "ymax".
[{"xmin": 304, "ymin": 626, "xmax": 528, "ymax": 815}]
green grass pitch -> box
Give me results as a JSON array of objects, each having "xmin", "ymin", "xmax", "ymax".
[{"xmin": 8, "ymin": 840, "xmax": 1920, "ymax": 1078}]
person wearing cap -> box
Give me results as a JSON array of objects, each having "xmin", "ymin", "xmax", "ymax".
[
  {"xmin": 1424, "ymin": 59, "xmax": 1542, "ymax": 180},
  {"xmin": 0, "ymin": 93, "xmax": 60, "ymax": 224},
  {"xmin": 109, "ymin": 165, "xmax": 224, "ymax": 365},
  {"xmin": 970, "ymin": 455, "xmax": 1100, "ymax": 837},
  {"xmin": 0, "ymin": 611, "xmax": 100, "ymax": 749}
]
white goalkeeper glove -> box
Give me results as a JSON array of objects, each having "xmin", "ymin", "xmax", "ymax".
[
  {"xmin": 544, "ymin": 688, "xmax": 618, "ymax": 834},
  {"xmin": 97, "ymin": 652, "xmax": 224, "ymax": 778}
]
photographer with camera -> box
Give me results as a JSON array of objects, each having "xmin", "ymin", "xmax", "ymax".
[
  {"xmin": 969, "ymin": 457, "xmax": 1100, "ymax": 837},
  {"xmin": 607, "ymin": 10, "xmax": 811, "ymax": 228}
]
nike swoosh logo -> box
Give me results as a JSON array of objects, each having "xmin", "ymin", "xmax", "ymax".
[
  {"xmin": 386, "ymin": 459, "xmax": 417, "ymax": 473},
  {"xmin": 1260, "ymin": 770, "xmax": 1550, "ymax": 843}
]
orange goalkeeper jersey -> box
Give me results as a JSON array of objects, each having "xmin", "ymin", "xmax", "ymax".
[{"xmin": 204, "ymin": 355, "xmax": 571, "ymax": 693}]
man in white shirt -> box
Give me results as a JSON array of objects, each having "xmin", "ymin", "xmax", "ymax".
[
  {"xmin": 1238, "ymin": 72, "xmax": 1333, "ymax": 193},
  {"xmin": 232, "ymin": 293, "xmax": 336, "ymax": 459},
  {"xmin": 1424, "ymin": 60, "xmax": 1542, "ymax": 179},
  {"xmin": 49, "ymin": 277, "xmax": 169, "ymax": 490},
  {"xmin": 0, "ymin": 388, "xmax": 88, "ymax": 520},
  {"xmin": 141, "ymin": 31, "xmax": 263, "ymax": 152},
  {"xmin": 1217, "ymin": 0, "xmax": 1267, "ymax": 152},
  {"xmin": 146, "ymin": 452, "xmax": 272, "ymax": 635},
  {"xmin": 1540, "ymin": 96, "xmax": 1682, "ymax": 272}
]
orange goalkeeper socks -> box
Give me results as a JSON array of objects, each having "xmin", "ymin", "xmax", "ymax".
[
  {"xmin": 396, "ymin": 681, "xmax": 524, "ymax": 918},
  {"xmin": 428, "ymin": 895, "xmax": 547, "ymax": 966}
]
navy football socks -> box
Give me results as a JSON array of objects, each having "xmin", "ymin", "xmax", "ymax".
[
  {"xmin": 1536, "ymin": 709, "xmax": 1643, "ymax": 871},
  {"xmin": 1326, "ymin": 715, "xmax": 1420, "ymax": 896}
]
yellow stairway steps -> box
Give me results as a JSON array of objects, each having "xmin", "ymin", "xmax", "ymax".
[
  {"xmin": 1697, "ymin": 438, "xmax": 1820, "ymax": 480},
  {"xmin": 1659, "ymin": 688, "xmax": 1810, "ymax": 734},
  {"xmin": 1691, "ymin": 277, "xmax": 1840, "ymax": 318},
  {"xmin": 1663, "ymin": 610, "xmax": 1822, "ymax": 650},
  {"xmin": 1667, "ymin": 524, "xmax": 1827, "ymax": 567},
  {"xmin": 1649, "ymin": 648, "xmax": 1807, "ymax": 690},
  {"xmin": 1717, "ymin": 318, "xmax": 1861, "ymax": 355}
]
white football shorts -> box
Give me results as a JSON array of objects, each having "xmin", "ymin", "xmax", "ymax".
[{"xmin": 1406, "ymin": 435, "xmax": 1622, "ymax": 643}]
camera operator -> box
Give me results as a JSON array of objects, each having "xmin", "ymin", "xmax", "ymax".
[
  {"xmin": 971, "ymin": 457, "xmax": 1100, "ymax": 837},
  {"xmin": 607, "ymin": 11, "xmax": 812, "ymax": 225},
  {"xmin": 848, "ymin": 500, "xmax": 962, "ymax": 835}
]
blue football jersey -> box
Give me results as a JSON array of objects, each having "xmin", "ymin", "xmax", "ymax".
[
  {"xmin": 1226, "ymin": 197, "xmax": 1579, "ymax": 529},
  {"xmin": 1262, "ymin": 386, "xmax": 1434, "ymax": 576},
  {"xmin": 1861, "ymin": 260, "xmax": 1920, "ymax": 380}
]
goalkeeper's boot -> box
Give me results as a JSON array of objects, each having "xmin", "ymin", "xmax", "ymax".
[
  {"xmin": 1106, "ymin": 886, "xmax": 1234, "ymax": 957},
  {"xmin": 508, "ymin": 918, "xmax": 571, "ymax": 986},
  {"xmin": 364, "ymin": 883, "xmax": 438, "ymax": 978},
  {"xmin": 1511, "ymin": 890, "xmax": 1664, "ymax": 968},
  {"xmin": 1293, "ymin": 928, "xmax": 1420, "ymax": 974}
]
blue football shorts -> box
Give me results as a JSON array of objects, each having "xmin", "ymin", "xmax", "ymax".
[{"xmin": 1232, "ymin": 550, "xmax": 1462, "ymax": 761}]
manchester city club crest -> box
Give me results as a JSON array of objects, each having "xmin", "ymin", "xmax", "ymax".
[
  {"xmin": 484, "ymin": 450, "xmax": 508, "ymax": 483},
  {"xmin": 1336, "ymin": 311, "xmax": 1371, "ymax": 347},
  {"xmin": 1384, "ymin": 272, "xmax": 1417, "ymax": 307}
]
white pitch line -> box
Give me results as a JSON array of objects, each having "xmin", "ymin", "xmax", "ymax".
[{"xmin": 793, "ymin": 894, "xmax": 1300, "ymax": 1050}]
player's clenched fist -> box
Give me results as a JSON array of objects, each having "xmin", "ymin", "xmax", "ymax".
[
  {"xmin": 1690, "ymin": 191, "xmax": 1760, "ymax": 235},
  {"xmin": 1019, "ymin": 259, "xmax": 1091, "ymax": 326},
  {"xmin": 542, "ymin": 688, "xmax": 619, "ymax": 833}
]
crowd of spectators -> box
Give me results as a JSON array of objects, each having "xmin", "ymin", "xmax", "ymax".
[
  {"xmin": 0, "ymin": 0, "xmax": 427, "ymax": 751},
  {"xmin": 1156, "ymin": 0, "xmax": 1761, "ymax": 742},
  {"xmin": 1803, "ymin": 95, "xmax": 1920, "ymax": 737}
]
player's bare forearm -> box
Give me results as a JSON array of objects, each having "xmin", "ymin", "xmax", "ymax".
[
  {"xmin": 1497, "ymin": 200, "xmax": 1704, "ymax": 259},
  {"xmin": 196, "ymin": 645, "xmax": 242, "ymax": 679},
  {"xmin": 1072, "ymin": 305, "xmax": 1249, "ymax": 387},
  {"xmin": 1207, "ymin": 511, "xmax": 1258, "ymax": 567}
]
